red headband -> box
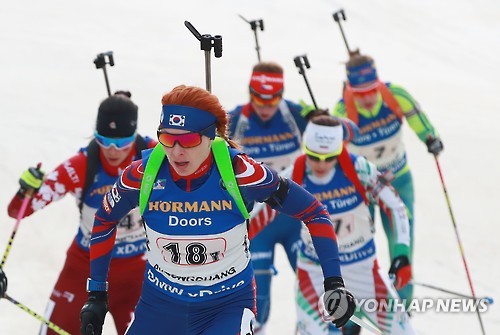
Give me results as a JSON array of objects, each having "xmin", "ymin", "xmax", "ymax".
[{"xmin": 249, "ymin": 71, "xmax": 284, "ymax": 99}]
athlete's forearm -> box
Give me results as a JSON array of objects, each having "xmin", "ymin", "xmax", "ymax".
[
  {"xmin": 354, "ymin": 155, "xmax": 410, "ymax": 256},
  {"xmin": 89, "ymin": 216, "xmax": 118, "ymax": 282},
  {"xmin": 390, "ymin": 84, "xmax": 439, "ymax": 142},
  {"xmin": 7, "ymin": 155, "xmax": 84, "ymax": 219},
  {"xmin": 377, "ymin": 186, "xmax": 411, "ymax": 257},
  {"xmin": 406, "ymin": 109, "xmax": 439, "ymax": 142},
  {"xmin": 89, "ymin": 175, "xmax": 139, "ymax": 281}
]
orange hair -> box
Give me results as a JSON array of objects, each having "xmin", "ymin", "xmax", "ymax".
[{"xmin": 161, "ymin": 85, "xmax": 240, "ymax": 149}]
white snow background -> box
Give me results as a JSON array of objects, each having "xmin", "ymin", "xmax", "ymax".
[{"xmin": 0, "ymin": 0, "xmax": 499, "ymax": 334}]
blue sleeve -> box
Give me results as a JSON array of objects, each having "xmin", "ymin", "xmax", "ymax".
[
  {"xmin": 228, "ymin": 105, "xmax": 243, "ymax": 138},
  {"xmin": 286, "ymin": 100, "xmax": 309, "ymax": 134},
  {"xmin": 338, "ymin": 117, "xmax": 361, "ymax": 142},
  {"xmin": 90, "ymin": 162, "xmax": 142, "ymax": 282}
]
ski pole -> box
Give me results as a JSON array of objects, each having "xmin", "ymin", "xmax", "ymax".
[
  {"xmin": 293, "ymin": 55, "xmax": 318, "ymax": 109},
  {"xmin": 185, "ymin": 21, "xmax": 222, "ymax": 93},
  {"xmin": 351, "ymin": 314, "xmax": 383, "ymax": 335},
  {"xmin": 1, "ymin": 193, "xmax": 32, "ymax": 267},
  {"xmin": 434, "ymin": 156, "xmax": 487, "ymax": 334},
  {"xmin": 332, "ymin": 9, "xmax": 355, "ymax": 56},
  {"xmin": 238, "ymin": 15, "xmax": 264, "ymax": 62},
  {"xmin": 3, "ymin": 293, "xmax": 70, "ymax": 335},
  {"xmin": 1, "ymin": 163, "xmax": 41, "ymax": 267},
  {"xmin": 93, "ymin": 51, "xmax": 115, "ymax": 97},
  {"xmin": 412, "ymin": 281, "xmax": 494, "ymax": 304}
]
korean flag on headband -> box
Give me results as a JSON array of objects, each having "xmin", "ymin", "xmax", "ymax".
[{"xmin": 169, "ymin": 114, "xmax": 185, "ymax": 127}]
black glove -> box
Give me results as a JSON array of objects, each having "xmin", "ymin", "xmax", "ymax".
[
  {"xmin": 388, "ymin": 255, "xmax": 412, "ymax": 290},
  {"xmin": 19, "ymin": 166, "xmax": 44, "ymax": 194},
  {"xmin": 321, "ymin": 277, "xmax": 356, "ymax": 328},
  {"xmin": 0, "ymin": 267, "xmax": 7, "ymax": 298},
  {"xmin": 80, "ymin": 291, "xmax": 108, "ymax": 335},
  {"xmin": 426, "ymin": 136, "xmax": 443, "ymax": 156}
]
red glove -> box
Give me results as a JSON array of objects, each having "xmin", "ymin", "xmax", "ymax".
[{"xmin": 389, "ymin": 255, "xmax": 412, "ymax": 290}]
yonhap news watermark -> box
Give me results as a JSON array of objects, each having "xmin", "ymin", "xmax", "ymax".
[{"xmin": 351, "ymin": 297, "xmax": 491, "ymax": 313}]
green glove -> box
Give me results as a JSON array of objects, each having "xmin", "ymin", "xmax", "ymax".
[
  {"xmin": 299, "ymin": 100, "xmax": 316, "ymax": 118},
  {"xmin": 19, "ymin": 166, "xmax": 44, "ymax": 192},
  {"xmin": 299, "ymin": 100, "xmax": 329, "ymax": 120}
]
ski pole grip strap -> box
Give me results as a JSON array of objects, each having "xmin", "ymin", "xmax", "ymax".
[
  {"xmin": 211, "ymin": 137, "xmax": 250, "ymax": 219},
  {"xmin": 139, "ymin": 144, "xmax": 166, "ymax": 216}
]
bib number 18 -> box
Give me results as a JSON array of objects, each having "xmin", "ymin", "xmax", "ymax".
[{"xmin": 158, "ymin": 238, "xmax": 226, "ymax": 265}]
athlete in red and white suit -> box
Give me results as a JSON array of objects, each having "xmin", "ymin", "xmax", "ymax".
[{"xmin": 7, "ymin": 93, "xmax": 156, "ymax": 335}]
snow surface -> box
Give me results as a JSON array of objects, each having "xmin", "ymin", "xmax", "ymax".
[{"xmin": 0, "ymin": 0, "xmax": 499, "ymax": 334}]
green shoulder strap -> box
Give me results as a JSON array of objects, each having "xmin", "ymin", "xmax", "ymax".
[
  {"xmin": 139, "ymin": 138, "xmax": 249, "ymax": 219},
  {"xmin": 139, "ymin": 144, "xmax": 165, "ymax": 216},
  {"xmin": 211, "ymin": 137, "xmax": 250, "ymax": 219}
]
